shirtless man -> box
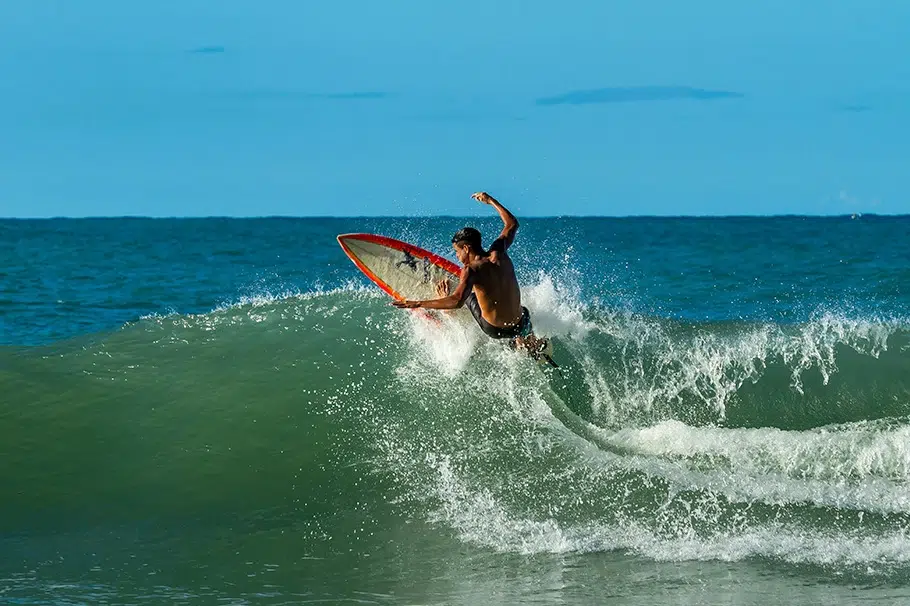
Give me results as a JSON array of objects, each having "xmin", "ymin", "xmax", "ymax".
[{"xmin": 393, "ymin": 192, "xmax": 551, "ymax": 361}]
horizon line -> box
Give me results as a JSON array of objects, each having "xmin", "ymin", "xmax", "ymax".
[{"xmin": 0, "ymin": 212, "xmax": 901, "ymax": 221}]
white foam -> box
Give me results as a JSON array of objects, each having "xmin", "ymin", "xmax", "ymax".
[
  {"xmin": 521, "ymin": 273, "xmax": 596, "ymax": 340},
  {"xmin": 592, "ymin": 419, "xmax": 910, "ymax": 515},
  {"xmin": 427, "ymin": 451, "xmax": 910, "ymax": 569},
  {"xmin": 563, "ymin": 310, "xmax": 905, "ymax": 424},
  {"xmin": 136, "ymin": 285, "xmax": 384, "ymax": 334},
  {"xmin": 378, "ymin": 334, "xmax": 910, "ymax": 573},
  {"xmin": 611, "ymin": 419, "xmax": 910, "ymax": 483},
  {"xmin": 401, "ymin": 310, "xmax": 480, "ymax": 378},
  {"xmin": 366, "ymin": 272, "xmax": 910, "ymax": 572},
  {"xmin": 211, "ymin": 282, "xmax": 375, "ymax": 312}
]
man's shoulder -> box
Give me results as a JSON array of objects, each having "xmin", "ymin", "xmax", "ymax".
[
  {"xmin": 468, "ymin": 256, "xmax": 505, "ymax": 282},
  {"xmin": 461, "ymin": 262, "xmax": 484, "ymax": 278},
  {"xmin": 484, "ymin": 249, "xmax": 509, "ymax": 265},
  {"xmin": 473, "ymin": 254, "xmax": 503, "ymax": 268}
]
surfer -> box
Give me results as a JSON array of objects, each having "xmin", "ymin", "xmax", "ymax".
[{"xmin": 392, "ymin": 192, "xmax": 551, "ymax": 361}]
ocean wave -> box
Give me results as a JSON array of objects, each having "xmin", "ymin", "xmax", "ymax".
[{"xmin": 3, "ymin": 280, "xmax": 910, "ymax": 576}]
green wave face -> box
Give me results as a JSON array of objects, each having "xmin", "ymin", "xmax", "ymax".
[{"xmin": 3, "ymin": 286, "xmax": 910, "ymax": 587}]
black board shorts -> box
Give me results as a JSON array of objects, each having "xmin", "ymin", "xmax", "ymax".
[{"xmin": 465, "ymin": 293, "xmax": 533, "ymax": 340}]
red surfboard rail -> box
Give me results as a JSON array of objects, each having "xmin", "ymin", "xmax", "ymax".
[{"xmin": 336, "ymin": 233, "xmax": 460, "ymax": 301}]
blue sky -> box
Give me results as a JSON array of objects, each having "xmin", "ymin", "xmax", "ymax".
[{"xmin": 1, "ymin": 1, "xmax": 908, "ymax": 217}]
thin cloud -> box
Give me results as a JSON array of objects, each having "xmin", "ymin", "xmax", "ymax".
[
  {"xmin": 839, "ymin": 104, "xmax": 872, "ymax": 113},
  {"xmin": 321, "ymin": 92, "xmax": 387, "ymax": 100},
  {"xmin": 216, "ymin": 89, "xmax": 389, "ymax": 101},
  {"xmin": 536, "ymin": 86, "xmax": 744, "ymax": 106},
  {"xmin": 189, "ymin": 46, "xmax": 226, "ymax": 54}
]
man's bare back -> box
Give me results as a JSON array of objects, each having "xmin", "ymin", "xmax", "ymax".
[{"xmin": 462, "ymin": 238, "xmax": 522, "ymax": 327}]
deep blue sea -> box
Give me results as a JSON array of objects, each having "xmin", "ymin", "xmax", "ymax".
[{"xmin": 3, "ymin": 216, "xmax": 910, "ymax": 604}]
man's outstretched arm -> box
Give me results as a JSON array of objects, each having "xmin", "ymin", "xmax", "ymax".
[
  {"xmin": 392, "ymin": 267, "xmax": 474, "ymax": 310},
  {"xmin": 472, "ymin": 191, "xmax": 519, "ymax": 251}
]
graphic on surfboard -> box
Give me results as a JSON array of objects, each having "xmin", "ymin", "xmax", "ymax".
[{"xmin": 337, "ymin": 233, "xmax": 557, "ymax": 367}]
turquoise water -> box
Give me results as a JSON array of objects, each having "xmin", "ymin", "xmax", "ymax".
[{"xmin": 3, "ymin": 216, "xmax": 910, "ymax": 604}]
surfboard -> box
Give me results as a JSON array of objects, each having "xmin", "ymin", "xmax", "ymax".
[
  {"xmin": 337, "ymin": 233, "xmax": 557, "ymax": 367},
  {"xmin": 336, "ymin": 233, "xmax": 460, "ymax": 303}
]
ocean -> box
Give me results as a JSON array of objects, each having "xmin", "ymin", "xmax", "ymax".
[{"xmin": 2, "ymin": 215, "xmax": 910, "ymax": 604}]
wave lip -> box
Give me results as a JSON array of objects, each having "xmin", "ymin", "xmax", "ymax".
[{"xmin": 612, "ymin": 419, "xmax": 910, "ymax": 483}]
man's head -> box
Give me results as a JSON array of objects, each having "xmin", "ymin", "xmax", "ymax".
[{"xmin": 451, "ymin": 227, "xmax": 482, "ymax": 264}]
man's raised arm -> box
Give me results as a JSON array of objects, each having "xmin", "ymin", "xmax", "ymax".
[{"xmin": 472, "ymin": 191, "xmax": 519, "ymax": 251}]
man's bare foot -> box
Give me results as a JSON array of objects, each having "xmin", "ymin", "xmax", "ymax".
[
  {"xmin": 511, "ymin": 334, "xmax": 557, "ymax": 366},
  {"xmin": 512, "ymin": 334, "xmax": 546, "ymax": 355}
]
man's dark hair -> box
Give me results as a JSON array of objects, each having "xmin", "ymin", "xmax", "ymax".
[{"xmin": 452, "ymin": 227, "xmax": 482, "ymax": 251}]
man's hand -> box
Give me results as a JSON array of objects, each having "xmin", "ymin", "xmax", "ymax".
[
  {"xmin": 472, "ymin": 192, "xmax": 497, "ymax": 205},
  {"xmin": 392, "ymin": 299, "xmax": 421, "ymax": 309},
  {"xmin": 475, "ymin": 191, "xmax": 518, "ymax": 251},
  {"xmin": 435, "ymin": 280, "xmax": 451, "ymax": 297}
]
